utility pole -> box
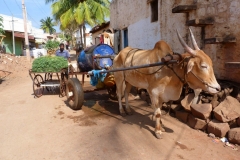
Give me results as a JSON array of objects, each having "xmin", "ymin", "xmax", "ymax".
[
  {"xmin": 22, "ymin": 0, "xmax": 30, "ymax": 61},
  {"xmin": 10, "ymin": 16, "xmax": 17, "ymax": 55}
]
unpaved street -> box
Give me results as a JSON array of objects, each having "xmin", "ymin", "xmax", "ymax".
[{"xmin": 0, "ymin": 65, "xmax": 240, "ymax": 160}]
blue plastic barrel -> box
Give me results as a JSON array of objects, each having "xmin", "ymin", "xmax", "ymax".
[{"xmin": 78, "ymin": 44, "xmax": 114, "ymax": 72}]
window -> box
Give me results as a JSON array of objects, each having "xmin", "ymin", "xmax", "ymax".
[{"xmin": 151, "ymin": 0, "xmax": 158, "ymax": 22}]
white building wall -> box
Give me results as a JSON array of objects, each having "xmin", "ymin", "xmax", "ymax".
[
  {"xmin": 128, "ymin": 17, "xmax": 160, "ymax": 49},
  {"xmin": 1, "ymin": 14, "xmax": 32, "ymax": 33}
]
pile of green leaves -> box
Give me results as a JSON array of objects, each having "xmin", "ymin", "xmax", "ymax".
[
  {"xmin": 32, "ymin": 56, "xmax": 68, "ymax": 72},
  {"xmin": 44, "ymin": 40, "xmax": 60, "ymax": 50}
]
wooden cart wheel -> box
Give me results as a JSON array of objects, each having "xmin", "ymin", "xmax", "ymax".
[
  {"xmin": 66, "ymin": 78, "xmax": 84, "ymax": 110},
  {"xmin": 33, "ymin": 74, "xmax": 44, "ymax": 98},
  {"xmin": 107, "ymin": 84, "xmax": 117, "ymax": 100},
  {"xmin": 59, "ymin": 69, "xmax": 68, "ymax": 97},
  {"xmin": 44, "ymin": 73, "xmax": 53, "ymax": 92}
]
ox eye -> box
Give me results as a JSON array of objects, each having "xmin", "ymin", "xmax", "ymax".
[{"xmin": 201, "ymin": 64, "xmax": 208, "ymax": 69}]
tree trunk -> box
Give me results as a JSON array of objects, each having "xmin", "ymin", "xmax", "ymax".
[
  {"xmin": 83, "ymin": 24, "xmax": 86, "ymax": 48},
  {"xmin": 79, "ymin": 25, "xmax": 83, "ymax": 46}
]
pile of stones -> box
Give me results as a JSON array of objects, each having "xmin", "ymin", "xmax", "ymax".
[{"xmin": 170, "ymin": 84, "xmax": 240, "ymax": 145}]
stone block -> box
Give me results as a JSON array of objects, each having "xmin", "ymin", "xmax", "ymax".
[
  {"xmin": 218, "ymin": 3, "xmax": 228, "ymax": 12},
  {"xmin": 228, "ymin": 128, "xmax": 240, "ymax": 145},
  {"xmin": 171, "ymin": 104, "xmax": 182, "ymax": 113},
  {"xmin": 191, "ymin": 103, "xmax": 212, "ymax": 120},
  {"xmin": 187, "ymin": 114, "xmax": 207, "ymax": 131},
  {"xmin": 181, "ymin": 93, "xmax": 194, "ymax": 112},
  {"xmin": 176, "ymin": 111, "xmax": 189, "ymax": 123},
  {"xmin": 213, "ymin": 96, "xmax": 240, "ymax": 122},
  {"xmin": 207, "ymin": 119, "xmax": 230, "ymax": 137},
  {"xmin": 229, "ymin": 119, "xmax": 238, "ymax": 129}
]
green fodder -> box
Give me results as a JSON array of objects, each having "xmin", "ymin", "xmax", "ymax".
[{"xmin": 32, "ymin": 56, "xmax": 68, "ymax": 72}]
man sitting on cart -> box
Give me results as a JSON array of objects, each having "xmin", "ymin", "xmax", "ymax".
[{"xmin": 56, "ymin": 43, "xmax": 71, "ymax": 62}]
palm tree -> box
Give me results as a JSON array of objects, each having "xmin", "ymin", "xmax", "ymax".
[
  {"xmin": 40, "ymin": 17, "xmax": 56, "ymax": 34},
  {"xmin": 46, "ymin": 0, "xmax": 110, "ymax": 47},
  {"xmin": 0, "ymin": 15, "xmax": 4, "ymax": 35}
]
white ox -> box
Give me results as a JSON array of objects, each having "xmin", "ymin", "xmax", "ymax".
[{"xmin": 113, "ymin": 29, "xmax": 221, "ymax": 139}]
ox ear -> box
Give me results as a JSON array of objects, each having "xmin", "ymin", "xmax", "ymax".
[{"xmin": 187, "ymin": 61, "xmax": 194, "ymax": 73}]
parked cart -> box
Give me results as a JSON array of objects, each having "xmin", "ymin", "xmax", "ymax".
[{"xmin": 29, "ymin": 44, "xmax": 179, "ymax": 111}]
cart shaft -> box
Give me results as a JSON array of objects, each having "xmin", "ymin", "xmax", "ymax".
[{"xmin": 88, "ymin": 60, "xmax": 177, "ymax": 75}]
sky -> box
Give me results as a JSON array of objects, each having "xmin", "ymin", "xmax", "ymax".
[{"xmin": 0, "ymin": 0, "xmax": 60, "ymax": 32}]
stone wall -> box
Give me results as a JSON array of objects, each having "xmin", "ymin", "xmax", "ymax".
[{"xmin": 110, "ymin": 0, "xmax": 240, "ymax": 82}]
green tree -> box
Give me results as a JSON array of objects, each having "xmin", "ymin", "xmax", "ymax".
[
  {"xmin": 40, "ymin": 17, "xmax": 56, "ymax": 34},
  {"xmin": 0, "ymin": 15, "xmax": 5, "ymax": 35},
  {"xmin": 46, "ymin": 0, "xmax": 110, "ymax": 47}
]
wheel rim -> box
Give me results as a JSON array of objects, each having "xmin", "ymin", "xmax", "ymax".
[
  {"xmin": 33, "ymin": 75, "xmax": 44, "ymax": 97},
  {"xmin": 67, "ymin": 82, "xmax": 75, "ymax": 106},
  {"xmin": 45, "ymin": 73, "xmax": 53, "ymax": 92},
  {"xmin": 107, "ymin": 85, "xmax": 117, "ymax": 100},
  {"xmin": 60, "ymin": 69, "xmax": 68, "ymax": 97}
]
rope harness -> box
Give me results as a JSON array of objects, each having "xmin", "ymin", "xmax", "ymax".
[{"xmin": 123, "ymin": 49, "xmax": 220, "ymax": 92}]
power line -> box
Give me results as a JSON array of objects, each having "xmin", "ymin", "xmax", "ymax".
[
  {"xmin": 14, "ymin": 0, "xmax": 41, "ymax": 27},
  {"xmin": 3, "ymin": 0, "xmax": 13, "ymax": 16},
  {"xmin": 33, "ymin": 0, "xmax": 47, "ymax": 15}
]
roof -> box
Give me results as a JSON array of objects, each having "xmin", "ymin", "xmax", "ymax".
[
  {"xmin": 90, "ymin": 21, "xmax": 110, "ymax": 33},
  {"xmin": 5, "ymin": 30, "xmax": 34, "ymax": 40},
  {"xmin": 14, "ymin": 32, "xmax": 34, "ymax": 40}
]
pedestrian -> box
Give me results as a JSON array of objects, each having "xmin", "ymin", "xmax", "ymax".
[{"xmin": 55, "ymin": 43, "xmax": 71, "ymax": 62}]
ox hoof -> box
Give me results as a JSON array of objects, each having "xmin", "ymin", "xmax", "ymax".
[
  {"xmin": 126, "ymin": 109, "xmax": 133, "ymax": 115},
  {"xmin": 161, "ymin": 127, "xmax": 165, "ymax": 132},
  {"xmin": 120, "ymin": 112, "xmax": 127, "ymax": 117},
  {"xmin": 155, "ymin": 133, "xmax": 163, "ymax": 139}
]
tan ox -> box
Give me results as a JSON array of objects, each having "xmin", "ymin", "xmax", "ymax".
[{"xmin": 113, "ymin": 29, "xmax": 221, "ymax": 139}]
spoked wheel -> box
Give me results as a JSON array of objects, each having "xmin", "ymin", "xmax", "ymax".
[
  {"xmin": 59, "ymin": 69, "xmax": 68, "ymax": 97},
  {"xmin": 33, "ymin": 74, "xmax": 44, "ymax": 98},
  {"xmin": 44, "ymin": 73, "xmax": 53, "ymax": 92},
  {"xmin": 66, "ymin": 78, "xmax": 84, "ymax": 110},
  {"xmin": 107, "ymin": 84, "xmax": 117, "ymax": 100}
]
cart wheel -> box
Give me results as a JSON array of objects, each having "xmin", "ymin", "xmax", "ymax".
[
  {"xmin": 45, "ymin": 73, "xmax": 53, "ymax": 92},
  {"xmin": 59, "ymin": 69, "xmax": 68, "ymax": 97},
  {"xmin": 107, "ymin": 84, "xmax": 117, "ymax": 100},
  {"xmin": 33, "ymin": 74, "xmax": 44, "ymax": 98},
  {"xmin": 66, "ymin": 78, "xmax": 84, "ymax": 110}
]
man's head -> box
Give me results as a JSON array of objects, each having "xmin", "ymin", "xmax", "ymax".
[{"xmin": 59, "ymin": 43, "xmax": 64, "ymax": 52}]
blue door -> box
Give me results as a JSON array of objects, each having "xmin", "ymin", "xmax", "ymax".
[{"xmin": 123, "ymin": 29, "xmax": 128, "ymax": 48}]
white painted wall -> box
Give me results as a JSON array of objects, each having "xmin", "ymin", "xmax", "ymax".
[
  {"xmin": 1, "ymin": 14, "xmax": 32, "ymax": 33},
  {"xmin": 1, "ymin": 14, "xmax": 45, "ymax": 39},
  {"xmin": 128, "ymin": 17, "xmax": 160, "ymax": 49}
]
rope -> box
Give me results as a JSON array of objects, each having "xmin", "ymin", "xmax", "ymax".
[{"xmin": 130, "ymin": 49, "xmax": 165, "ymax": 75}]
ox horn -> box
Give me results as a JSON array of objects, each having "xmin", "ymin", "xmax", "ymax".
[
  {"xmin": 176, "ymin": 29, "xmax": 196, "ymax": 56},
  {"xmin": 189, "ymin": 28, "xmax": 200, "ymax": 50}
]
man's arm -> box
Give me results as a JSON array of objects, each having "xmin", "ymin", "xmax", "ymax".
[{"xmin": 66, "ymin": 50, "xmax": 71, "ymax": 63}]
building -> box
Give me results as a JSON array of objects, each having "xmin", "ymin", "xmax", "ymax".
[
  {"xmin": 74, "ymin": 27, "xmax": 92, "ymax": 48},
  {"xmin": 110, "ymin": 0, "xmax": 240, "ymax": 83},
  {"xmin": 0, "ymin": 14, "xmax": 47, "ymax": 56},
  {"xmin": 90, "ymin": 21, "xmax": 111, "ymax": 45}
]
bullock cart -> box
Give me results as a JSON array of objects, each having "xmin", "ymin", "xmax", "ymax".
[
  {"xmin": 29, "ymin": 53, "xmax": 179, "ymax": 111},
  {"xmin": 29, "ymin": 43, "xmax": 180, "ymax": 111}
]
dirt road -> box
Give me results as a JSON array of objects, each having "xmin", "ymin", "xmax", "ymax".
[{"xmin": 0, "ymin": 59, "xmax": 240, "ymax": 160}]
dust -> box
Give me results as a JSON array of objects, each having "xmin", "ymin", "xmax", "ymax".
[
  {"xmin": 58, "ymin": 111, "xmax": 64, "ymax": 115},
  {"xmin": 18, "ymin": 100, "xmax": 26, "ymax": 104},
  {"xmin": 67, "ymin": 115, "xmax": 97, "ymax": 126},
  {"xmin": 176, "ymin": 141, "xmax": 188, "ymax": 150},
  {"xmin": 177, "ymin": 154, "xmax": 184, "ymax": 159}
]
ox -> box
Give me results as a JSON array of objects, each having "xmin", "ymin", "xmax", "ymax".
[{"xmin": 113, "ymin": 29, "xmax": 221, "ymax": 139}]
